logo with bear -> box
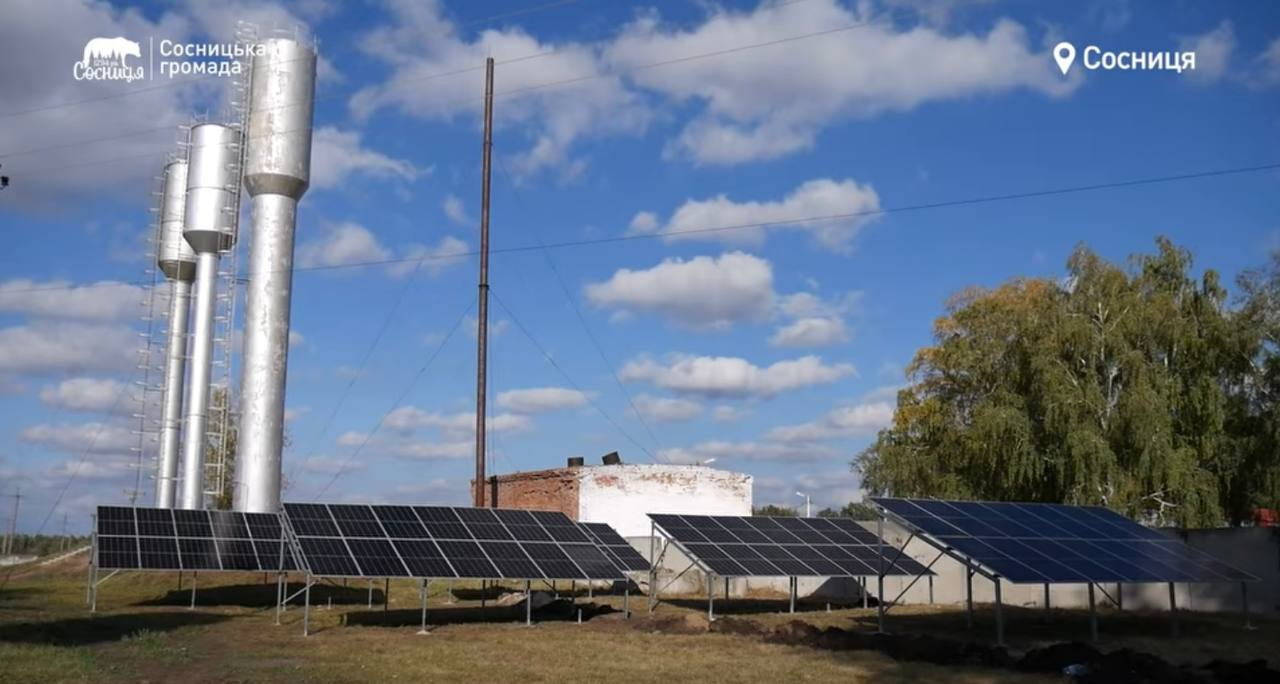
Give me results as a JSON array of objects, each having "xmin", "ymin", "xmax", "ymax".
[{"xmin": 74, "ymin": 36, "xmax": 145, "ymax": 82}]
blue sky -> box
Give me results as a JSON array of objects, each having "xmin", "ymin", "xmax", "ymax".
[{"xmin": 0, "ymin": 0, "xmax": 1277, "ymax": 533}]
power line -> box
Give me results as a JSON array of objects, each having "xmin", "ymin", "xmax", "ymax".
[
  {"xmin": 2, "ymin": 161, "xmax": 1276, "ymax": 297},
  {"xmin": 490, "ymin": 286, "xmax": 657, "ymax": 463},
  {"xmin": 311, "ymin": 297, "xmax": 476, "ymax": 500},
  {"xmin": 285, "ymin": 251, "xmax": 437, "ymax": 487},
  {"xmin": 494, "ymin": 153, "xmax": 665, "ymax": 456}
]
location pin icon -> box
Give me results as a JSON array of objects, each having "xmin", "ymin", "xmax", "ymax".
[{"xmin": 1054, "ymin": 42, "xmax": 1076, "ymax": 75}]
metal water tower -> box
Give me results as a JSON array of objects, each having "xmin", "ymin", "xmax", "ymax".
[
  {"xmin": 179, "ymin": 123, "xmax": 241, "ymax": 510},
  {"xmin": 154, "ymin": 158, "xmax": 194, "ymax": 508},
  {"xmin": 235, "ymin": 35, "xmax": 316, "ymax": 513}
]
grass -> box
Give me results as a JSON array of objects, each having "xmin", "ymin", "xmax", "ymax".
[{"xmin": 0, "ymin": 553, "xmax": 1271, "ymax": 683}]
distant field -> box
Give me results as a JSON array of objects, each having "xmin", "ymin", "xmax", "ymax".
[{"xmin": 0, "ymin": 553, "xmax": 1273, "ymax": 683}]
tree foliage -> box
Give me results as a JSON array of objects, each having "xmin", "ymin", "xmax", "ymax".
[
  {"xmin": 817, "ymin": 502, "xmax": 878, "ymax": 520},
  {"xmin": 856, "ymin": 239, "xmax": 1279, "ymax": 527},
  {"xmin": 752, "ymin": 504, "xmax": 798, "ymax": 517}
]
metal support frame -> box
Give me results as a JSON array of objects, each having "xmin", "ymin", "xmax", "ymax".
[
  {"xmin": 882, "ymin": 549, "xmax": 946, "ymax": 617},
  {"xmin": 788, "ymin": 577, "xmax": 796, "ymax": 613},
  {"xmin": 965, "ymin": 567, "xmax": 974, "ymax": 629},
  {"xmin": 724, "ymin": 576, "xmax": 730, "ymax": 601},
  {"xmin": 993, "ymin": 578, "xmax": 1004, "ymax": 646},
  {"xmin": 1044, "ymin": 583, "xmax": 1051, "ymax": 613},
  {"xmin": 384, "ymin": 578, "xmax": 390, "ymax": 612},
  {"xmin": 367, "ymin": 580, "xmax": 374, "ymax": 608},
  {"xmin": 189, "ymin": 571, "xmax": 198, "ymax": 610},
  {"xmin": 525, "ymin": 579, "xmax": 533, "ymax": 626},
  {"xmin": 623, "ymin": 585, "xmax": 630, "ymax": 619},
  {"xmin": 1168, "ymin": 582, "xmax": 1179, "ymax": 638},
  {"xmin": 876, "ymin": 515, "xmax": 885, "ymax": 633},
  {"xmin": 706, "ymin": 572, "xmax": 715, "ymax": 622},
  {"xmin": 275, "ymin": 573, "xmax": 284, "ymax": 625},
  {"xmin": 1116, "ymin": 583, "xmax": 1123, "ymax": 611},
  {"xmin": 418, "ymin": 579, "xmax": 430, "ymax": 635},
  {"xmin": 1087, "ymin": 582, "xmax": 1098, "ymax": 642},
  {"xmin": 303, "ymin": 573, "xmax": 313, "ymax": 636},
  {"xmin": 860, "ymin": 576, "xmax": 867, "ymax": 609},
  {"xmin": 1241, "ymin": 581, "xmax": 1253, "ymax": 629},
  {"xmin": 88, "ymin": 568, "xmax": 119, "ymax": 613}
]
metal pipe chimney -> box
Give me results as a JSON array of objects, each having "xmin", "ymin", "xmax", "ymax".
[
  {"xmin": 179, "ymin": 123, "xmax": 241, "ymax": 510},
  {"xmin": 234, "ymin": 37, "xmax": 315, "ymax": 513},
  {"xmin": 155, "ymin": 159, "xmax": 195, "ymax": 508}
]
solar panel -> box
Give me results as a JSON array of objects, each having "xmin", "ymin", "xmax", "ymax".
[
  {"xmin": 281, "ymin": 503, "xmax": 627, "ymax": 581},
  {"xmin": 94, "ymin": 506, "xmax": 296, "ymax": 572},
  {"xmin": 578, "ymin": 522, "xmax": 651, "ymax": 572},
  {"xmin": 648, "ymin": 513, "xmax": 930, "ymax": 578},
  {"xmin": 872, "ymin": 497, "xmax": 1259, "ymax": 584}
]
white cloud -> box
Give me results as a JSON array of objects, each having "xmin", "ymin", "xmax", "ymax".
[
  {"xmin": 300, "ymin": 457, "xmax": 364, "ymax": 475},
  {"xmin": 607, "ymin": 1, "xmax": 1076, "ymax": 165},
  {"xmin": 296, "ymin": 223, "xmax": 466, "ymax": 279},
  {"xmin": 389, "ymin": 440, "xmax": 473, "ymax": 460},
  {"xmin": 39, "ymin": 377, "xmax": 133, "ymax": 413},
  {"xmin": 383, "ymin": 406, "xmax": 529, "ymax": 436},
  {"xmin": 351, "ymin": 1, "xmax": 646, "ymax": 181},
  {"xmin": 1180, "ymin": 21, "xmax": 1234, "ymax": 84},
  {"xmin": 769, "ymin": 317, "xmax": 849, "ymax": 347},
  {"xmin": 658, "ymin": 439, "xmax": 840, "ymax": 464},
  {"xmin": 285, "ymin": 406, "xmax": 309, "ymax": 423},
  {"xmin": 0, "ymin": 322, "xmax": 137, "ymax": 375},
  {"xmin": 336, "ymin": 431, "xmax": 367, "ymax": 446},
  {"xmin": 297, "ymin": 222, "xmax": 392, "ymax": 269},
  {"xmin": 585, "ymin": 252, "xmax": 775, "ymax": 330},
  {"xmin": 621, "ymin": 354, "xmax": 855, "ymax": 399},
  {"xmin": 289, "ymin": 330, "xmax": 306, "ymax": 348},
  {"xmin": 20, "ymin": 421, "xmax": 135, "ymax": 454},
  {"xmin": 767, "ymin": 400, "xmax": 894, "ymax": 442},
  {"xmin": 713, "ymin": 405, "xmax": 746, "ymax": 423},
  {"xmin": 310, "ymin": 126, "xmax": 425, "ymax": 189},
  {"xmin": 497, "ymin": 387, "xmax": 592, "ymax": 414},
  {"xmin": 1254, "ymin": 38, "xmax": 1280, "ymax": 86},
  {"xmin": 388, "ymin": 236, "xmax": 469, "ymax": 278},
  {"xmin": 754, "ymin": 470, "xmax": 865, "ymax": 510},
  {"xmin": 463, "ymin": 316, "xmax": 510, "ymax": 340},
  {"xmin": 633, "ymin": 179, "xmax": 881, "ymax": 251},
  {"xmin": 443, "ymin": 194, "xmax": 471, "ymax": 225},
  {"xmin": 632, "ymin": 394, "xmax": 702, "ymax": 423},
  {"xmin": 0, "ymin": 279, "xmax": 146, "ymax": 322}
]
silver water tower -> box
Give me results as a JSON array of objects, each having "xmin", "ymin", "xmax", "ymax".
[
  {"xmin": 154, "ymin": 159, "xmax": 194, "ymax": 508},
  {"xmin": 179, "ymin": 123, "xmax": 241, "ymax": 510},
  {"xmin": 235, "ymin": 37, "xmax": 316, "ymax": 513}
]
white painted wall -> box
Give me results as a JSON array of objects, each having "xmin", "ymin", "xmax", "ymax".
[{"xmin": 576, "ymin": 464, "xmax": 752, "ymax": 538}]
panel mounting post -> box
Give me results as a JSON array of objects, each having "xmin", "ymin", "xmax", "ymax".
[
  {"xmin": 993, "ymin": 578, "xmax": 1004, "ymax": 647},
  {"xmin": 1043, "ymin": 583, "xmax": 1050, "ymax": 615},
  {"xmin": 417, "ymin": 579, "xmax": 430, "ymax": 635},
  {"xmin": 707, "ymin": 572, "xmax": 715, "ymax": 622},
  {"xmin": 1087, "ymin": 582, "xmax": 1098, "ymax": 642},
  {"xmin": 190, "ymin": 571, "xmax": 198, "ymax": 610},
  {"xmin": 965, "ymin": 567, "xmax": 974, "ymax": 629},
  {"xmin": 876, "ymin": 514, "xmax": 885, "ymax": 633},
  {"xmin": 525, "ymin": 579, "xmax": 533, "ymax": 626},
  {"xmin": 303, "ymin": 574, "xmax": 312, "ymax": 637},
  {"xmin": 1168, "ymin": 582, "xmax": 1178, "ymax": 638},
  {"xmin": 384, "ymin": 578, "xmax": 390, "ymax": 612},
  {"xmin": 789, "ymin": 577, "xmax": 796, "ymax": 614}
]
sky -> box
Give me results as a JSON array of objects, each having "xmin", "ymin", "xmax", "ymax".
[{"xmin": 0, "ymin": 0, "xmax": 1277, "ymax": 534}]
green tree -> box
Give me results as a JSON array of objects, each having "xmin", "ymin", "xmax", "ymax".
[
  {"xmin": 856, "ymin": 238, "xmax": 1273, "ymax": 527},
  {"xmin": 817, "ymin": 502, "xmax": 879, "ymax": 520},
  {"xmin": 752, "ymin": 504, "xmax": 797, "ymax": 517}
]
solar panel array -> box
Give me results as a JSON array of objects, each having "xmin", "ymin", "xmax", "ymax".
[
  {"xmin": 94, "ymin": 506, "xmax": 297, "ymax": 572},
  {"xmin": 578, "ymin": 522, "xmax": 650, "ymax": 572},
  {"xmin": 872, "ymin": 498, "xmax": 1258, "ymax": 584},
  {"xmin": 649, "ymin": 514, "xmax": 931, "ymax": 578},
  {"xmin": 283, "ymin": 503, "xmax": 626, "ymax": 581}
]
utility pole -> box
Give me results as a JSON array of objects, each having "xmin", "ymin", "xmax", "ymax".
[
  {"xmin": 3, "ymin": 488, "xmax": 20, "ymax": 557},
  {"xmin": 473, "ymin": 57, "xmax": 494, "ymax": 509},
  {"xmin": 61, "ymin": 513, "xmax": 69, "ymax": 552}
]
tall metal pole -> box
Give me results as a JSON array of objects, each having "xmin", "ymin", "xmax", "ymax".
[{"xmin": 473, "ymin": 57, "xmax": 494, "ymax": 508}]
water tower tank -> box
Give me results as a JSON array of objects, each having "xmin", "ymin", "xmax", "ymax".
[
  {"xmin": 243, "ymin": 37, "xmax": 314, "ymax": 199},
  {"xmin": 157, "ymin": 160, "xmax": 195, "ymax": 282},
  {"xmin": 183, "ymin": 123, "xmax": 241, "ymax": 254}
]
